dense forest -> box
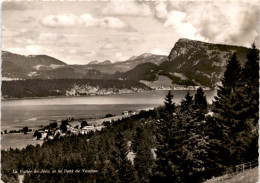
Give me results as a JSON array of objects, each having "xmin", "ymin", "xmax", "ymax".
[
  {"xmin": 1, "ymin": 44, "xmax": 258, "ymax": 183},
  {"xmin": 1, "ymin": 79, "xmax": 149, "ymax": 98}
]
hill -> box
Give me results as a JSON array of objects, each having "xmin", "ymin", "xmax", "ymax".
[
  {"xmin": 83, "ymin": 53, "xmax": 166, "ymax": 74},
  {"xmin": 1, "ymin": 51, "xmax": 166, "ymax": 80},
  {"xmin": 2, "ymin": 51, "xmax": 67, "ymax": 79},
  {"xmin": 109, "ymin": 39, "xmax": 251, "ymax": 88},
  {"xmin": 113, "ymin": 62, "xmax": 158, "ymax": 81},
  {"xmin": 159, "ymin": 38, "xmax": 250, "ymax": 88}
]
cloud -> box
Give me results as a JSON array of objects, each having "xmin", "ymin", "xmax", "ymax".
[
  {"xmin": 19, "ymin": 16, "xmax": 35, "ymax": 24},
  {"xmin": 38, "ymin": 33, "xmax": 81, "ymax": 48},
  {"xmin": 155, "ymin": 2, "xmax": 168, "ymax": 19},
  {"xmin": 38, "ymin": 33, "xmax": 66, "ymax": 42},
  {"xmin": 2, "ymin": 2, "xmax": 41, "ymax": 11},
  {"xmin": 40, "ymin": 14, "xmax": 79, "ymax": 28},
  {"xmin": 14, "ymin": 29, "xmax": 40, "ymax": 39},
  {"xmin": 102, "ymin": 2, "xmax": 152, "ymax": 17},
  {"xmin": 40, "ymin": 13, "xmax": 134, "ymax": 31},
  {"xmin": 100, "ymin": 43, "xmax": 118, "ymax": 50},
  {"xmin": 7, "ymin": 45, "xmax": 46, "ymax": 55},
  {"xmin": 85, "ymin": 51, "xmax": 96, "ymax": 57},
  {"xmin": 125, "ymin": 36, "xmax": 143, "ymax": 45},
  {"xmin": 98, "ymin": 17, "xmax": 128, "ymax": 29},
  {"xmin": 2, "ymin": 2, "xmax": 31, "ymax": 11},
  {"xmin": 150, "ymin": 48, "xmax": 169, "ymax": 56},
  {"xmin": 154, "ymin": 1, "xmax": 259, "ymax": 47},
  {"xmin": 115, "ymin": 52, "xmax": 127, "ymax": 61},
  {"xmin": 164, "ymin": 10, "xmax": 205, "ymax": 41}
]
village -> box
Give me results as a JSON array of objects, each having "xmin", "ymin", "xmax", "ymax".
[
  {"xmin": 65, "ymin": 84, "xmax": 148, "ymax": 96},
  {"xmin": 1, "ymin": 110, "xmax": 138, "ymax": 142}
]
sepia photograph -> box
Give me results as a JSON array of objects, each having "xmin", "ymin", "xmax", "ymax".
[{"xmin": 1, "ymin": 0, "xmax": 259, "ymax": 182}]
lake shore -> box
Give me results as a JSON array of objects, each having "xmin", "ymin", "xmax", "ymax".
[
  {"xmin": 1, "ymin": 88, "xmax": 215, "ymax": 101},
  {"xmin": 1, "ymin": 113, "xmax": 128, "ymax": 150},
  {"xmin": 1, "ymin": 90, "xmax": 216, "ymax": 150}
]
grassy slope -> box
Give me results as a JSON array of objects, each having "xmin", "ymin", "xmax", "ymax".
[{"xmin": 204, "ymin": 167, "xmax": 258, "ymax": 183}]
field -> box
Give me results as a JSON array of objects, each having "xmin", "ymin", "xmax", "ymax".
[
  {"xmin": 1, "ymin": 132, "xmax": 43, "ymax": 150},
  {"xmin": 1, "ymin": 114, "xmax": 126, "ymax": 150}
]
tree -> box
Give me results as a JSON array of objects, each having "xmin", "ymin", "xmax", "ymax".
[
  {"xmin": 164, "ymin": 90, "xmax": 175, "ymax": 115},
  {"xmin": 237, "ymin": 43, "xmax": 259, "ymax": 161},
  {"xmin": 33, "ymin": 130, "xmax": 42, "ymax": 140},
  {"xmin": 177, "ymin": 105, "xmax": 208, "ymax": 183},
  {"xmin": 222, "ymin": 53, "xmax": 241, "ymax": 90},
  {"xmin": 193, "ymin": 87, "xmax": 208, "ymax": 120},
  {"xmin": 210, "ymin": 52, "xmax": 252, "ymax": 170},
  {"xmin": 240, "ymin": 43, "xmax": 259, "ymax": 123},
  {"xmin": 180, "ymin": 91, "xmax": 193, "ymax": 112},
  {"xmin": 80, "ymin": 121, "xmax": 89, "ymax": 129},
  {"xmin": 152, "ymin": 92, "xmax": 176, "ymax": 183},
  {"xmin": 60, "ymin": 120, "xmax": 69, "ymax": 133},
  {"xmin": 133, "ymin": 127, "xmax": 153, "ymax": 182},
  {"xmin": 50, "ymin": 122, "xmax": 58, "ymax": 129},
  {"xmin": 109, "ymin": 132, "xmax": 137, "ymax": 183},
  {"xmin": 22, "ymin": 126, "xmax": 29, "ymax": 134}
]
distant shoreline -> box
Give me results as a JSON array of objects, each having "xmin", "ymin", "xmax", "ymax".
[
  {"xmin": 1, "ymin": 88, "xmax": 214, "ymax": 101},
  {"xmin": 1, "ymin": 91, "xmax": 142, "ymax": 101},
  {"xmin": 1, "ymin": 89, "xmax": 152, "ymax": 101}
]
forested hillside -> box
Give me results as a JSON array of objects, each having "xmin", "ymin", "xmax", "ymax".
[{"xmin": 1, "ymin": 44, "xmax": 258, "ymax": 182}]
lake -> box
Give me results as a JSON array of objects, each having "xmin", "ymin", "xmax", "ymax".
[{"xmin": 1, "ymin": 90, "xmax": 216, "ymax": 131}]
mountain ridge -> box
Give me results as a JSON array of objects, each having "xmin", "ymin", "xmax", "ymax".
[{"xmin": 1, "ymin": 38, "xmax": 253, "ymax": 88}]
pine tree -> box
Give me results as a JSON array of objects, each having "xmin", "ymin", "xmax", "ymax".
[
  {"xmin": 164, "ymin": 90, "xmax": 175, "ymax": 115},
  {"xmin": 133, "ymin": 127, "xmax": 154, "ymax": 183},
  {"xmin": 132, "ymin": 127, "xmax": 145, "ymax": 153},
  {"xmin": 240, "ymin": 43, "xmax": 259, "ymax": 123},
  {"xmin": 151, "ymin": 92, "xmax": 176, "ymax": 183},
  {"xmin": 222, "ymin": 53, "xmax": 241, "ymax": 90},
  {"xmin": 210, "ymin": 52, "xmax": 252, "ymax": 170},
  {"xmin": 193, "ymin": 87, "xmax": 207, "ymax": 119},
  {"xmin": 237, "ymin": 43, "xmax": 259, "ymax": 162},
  {"xmin": 180, "ymin": 91, "xmax": 193, "ymax": 112},
  {"xmin": 110, "ymin": 132, "xmax": 137, "ymax": 183},
  {"xmin": 178, "ymin": 106, "xmax": 208, "ymax": 183}
]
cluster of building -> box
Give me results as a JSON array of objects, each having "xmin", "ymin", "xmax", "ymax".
[
  {"xmin": 65, "ymin": 84, "xmax": 147, "ymax": 96},
  {"xmin": 34, "ymin": 123, "xmax": 105, "ymax": 141},
  {"xmin": 151, "ymin": 85, "xmax": 211, "ymax": 90}
]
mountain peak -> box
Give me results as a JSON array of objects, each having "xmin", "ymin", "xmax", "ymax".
[
  {"xmin": 178, "ymin": 38, "xmax": 193, "ymax": 43},
  {"xmin": 88, "ymin": 60, "xmax": 99, "ymax": 65},
  {"xmin": 100, "ymin": 60, "xmax": 112, "ymax": 65},
  {"xmin": 128, "ymin": 56, "xmax": 138, "ymax": 60},
  {"xmin": 137, "ymin": 53, "xmax": 153, "ymax": 59},
  {"xmin": 88, "ymin": 60, "xmax": 112, "ymax": 65}
]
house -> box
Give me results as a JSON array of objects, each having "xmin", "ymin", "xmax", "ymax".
[
  {"xmin": 81, "ymin": 126, "xmax": 95, "ymax": 134},
  {"xmin": 205, "ymin": 111, "xmax": 214, "ymax": 117},
  {"xmin": 41, "ymin": 132, "xmax": 47, "ymax": 140},
  {"xmin": 123, "ymin": 111, "xmax": 129, "ymax": 116},
  {"xmin": 129, "ymin": 110, "xmax": 137, "ymax": 115}
]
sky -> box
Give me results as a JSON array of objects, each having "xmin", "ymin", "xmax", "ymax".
[{"xmin": 2, "ymin": 1, "xmax": 259, "ymax": 65}]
